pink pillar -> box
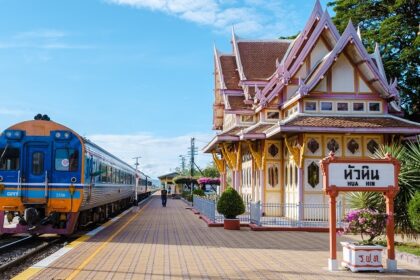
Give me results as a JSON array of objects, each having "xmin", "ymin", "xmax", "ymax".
[
  {"xmin": 236, "ymin": 170, "xmax": 241, "ymax": 193},
  {"xmin": 220, "ymin": 173, "xmax": 226, "ymax": 193},
  {"xmin": 298, "ymin": 167, "xmax": 304, "ymax": 221},
  {"xmin": 328, "ymin": 190, "xmax": 338, "ymax": 271},
  {"xmin": 231, "ymin": 170, "xmax": 236, "ymax": 190},
  {"xmin": 259, "ymin": 169, "xmax": 265, "ymax": 205}
]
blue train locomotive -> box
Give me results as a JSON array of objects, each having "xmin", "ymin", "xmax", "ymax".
[{"xmin": 0, "ymin": 118, "xmax": 151, "ymax": 235}]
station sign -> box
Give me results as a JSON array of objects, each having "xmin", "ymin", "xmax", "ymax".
[
  {"xmin": 327, "ymin": 163, "xmax": 396, "ymax": 189},
  {"xmin": 320, "ymin": 152, "xmax": 400, "ymax": 272},
  {"xmin": 321, "ymin": 154, "xmax": 400, "ymax": 192}
]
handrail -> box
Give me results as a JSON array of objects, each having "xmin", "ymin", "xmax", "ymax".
[
  {"xmin": 44, "ymin": 170, "xmax": 48, "ymax": 199},
  {"xmin": 17, "ymin": 170, "xmax": 21, "ymax": 197}
]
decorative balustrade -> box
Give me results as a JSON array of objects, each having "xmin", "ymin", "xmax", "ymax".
[{"xmin": 193, "ymin": 196, "xmax": 351, "ymax": 228}]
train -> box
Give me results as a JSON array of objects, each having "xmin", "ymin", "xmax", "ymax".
[{"xmin": 0, "ymin": 118, "xmax": 156, "ymax": 235}]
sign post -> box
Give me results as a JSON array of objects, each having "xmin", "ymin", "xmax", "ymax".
[{"xmin": 320, "ymin": 152, "xmax": 400, "ymax": 272}]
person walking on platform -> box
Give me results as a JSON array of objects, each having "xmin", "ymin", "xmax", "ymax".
[{"xmin": 161, "ymin": 188, "xmax": 168, "ymax": 207}]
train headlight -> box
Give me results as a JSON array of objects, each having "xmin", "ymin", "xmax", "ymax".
[
  {"xmin": 52, "ymin": 131, "xmax": 72, "ymax": 140},
  {"xmin": 4, "ymin": 130, "xmax": 24, "ymax": 140}
]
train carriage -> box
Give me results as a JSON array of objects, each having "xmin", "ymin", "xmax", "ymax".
[{"xmin": 0, "ymin": 118, "xmax": 150, "ymax": 235}]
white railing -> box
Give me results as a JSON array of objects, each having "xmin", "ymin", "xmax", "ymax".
[
  {"xmin": 194, "ymin": 196, "xmax": 350, "ymax": 228},
  {"xmin": 250, "ymin": 201, "xmax": 349, "ymax": 228},
  {"xmin": 193, "ymin": 195, "xmax": 216, "ymax": 222}
]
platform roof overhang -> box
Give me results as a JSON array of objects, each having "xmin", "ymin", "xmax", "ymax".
[
  {"xmin": 239, "ymin": 133, "xmax": 266, "ymax": 140},
  {"xmin": 202, "ymin": 135, "xmax": 240, "ymax": 153},
  {"xmin": 265, "ymin": 114, "xmax": 420, "ymax": 138},
  {"xmin": 158, "ymin": 172, "xmax": 180, "ymax": 180}
]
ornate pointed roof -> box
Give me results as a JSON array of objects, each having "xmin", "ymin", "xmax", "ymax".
[
  {"xmin": 207, "ymin": 0, "xmax": 418, "ymax": 140},
  {"xmin": 236, "ymin": 40, "xmax": 291, "ymax": 81}
]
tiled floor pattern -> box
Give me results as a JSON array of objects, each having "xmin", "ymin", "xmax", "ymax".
[{"xmin": 28, "ymin": 197, "xmax": 420, "ymax": 279}]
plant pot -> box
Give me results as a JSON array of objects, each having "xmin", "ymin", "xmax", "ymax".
[
  {"xmin": 341, "ymin": 241, "xmax": 384, "ymax": 272},
  {"xmin": 224, "ymin": 218, "xmax": 240, "ymax": 230}
]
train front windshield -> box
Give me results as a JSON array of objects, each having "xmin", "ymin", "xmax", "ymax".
[{"xmin": 0, "ymin": 148, "xmax": 20, "ymax": 170}]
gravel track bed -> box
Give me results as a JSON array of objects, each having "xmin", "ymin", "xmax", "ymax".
[
  {"xmin": 0, "ymin": 240, "xmax": 68, "ymax": 280},
  {"xmin": 0, "ymin": 204, "xmax": 142, "ymax": 279}
]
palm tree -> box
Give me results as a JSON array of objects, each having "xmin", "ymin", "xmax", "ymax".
[{"xmin": 347, "ymin": 137, "xmax": 420, "ymax": 237}]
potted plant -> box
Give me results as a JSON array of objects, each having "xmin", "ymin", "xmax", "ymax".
[
  {"xmin": 340, "ymin": 209, "xmax": 387, "ymax": 272},
  {"xmin": 216, "ymin": 187, "xmax": 245, "ymax": 230}
]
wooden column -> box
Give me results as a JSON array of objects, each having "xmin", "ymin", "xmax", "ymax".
[
  {"xmin": 212, "ymin": 151, "xmax": 226, "ymax": 193},
  {"xmin": 327, "ymin": 188, "xmax": 339, "ymax": 271},
  {"xmin": 385, "ymin": 188, "xmax": 398, "ymax": 271}
]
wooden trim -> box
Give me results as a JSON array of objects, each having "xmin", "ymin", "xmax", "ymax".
[
  {"xmin": 327, "ymin": 71, "xmax": 332, "ymax": 94},
  {"xmin": 344, "ymin": 51, "xmax": 376, "ymax": 94},
  {"xmin": 354, "ymin": 69, "xmax": 359, "ymax": 94}
]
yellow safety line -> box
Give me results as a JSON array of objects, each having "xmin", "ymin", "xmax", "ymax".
[{"xmin": 66, "ymin": 199, "xmax": 152, "ymax": 280}]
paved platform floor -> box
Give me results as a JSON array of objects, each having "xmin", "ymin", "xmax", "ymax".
[{"xmin": 20, "ymin": 196, "xmax": 420, "ymax": 279}]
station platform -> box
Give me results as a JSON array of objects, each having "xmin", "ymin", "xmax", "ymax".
[{"xmin": 14, "ymin": 195, "xmax": 420, "ymax": 280}]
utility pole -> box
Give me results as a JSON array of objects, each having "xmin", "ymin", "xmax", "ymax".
[
  {"xmin": 179, "ymin": 155, "xmax": 186, "ymax": 173},
  {"xmin": 188, "ymin": 138, "xmax": 198, "ymax": 195},
  {"xmin": 133, "ymin": 156, "xmax": 141, "ymax": 205}
]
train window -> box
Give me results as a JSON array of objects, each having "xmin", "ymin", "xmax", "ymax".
[
  {"xmin": 32, "ymin": 152, "xmax": 44, "ymax": 175},
  {"xmin": 55, "ymin": 149, "xmax": 79, "ymax": 171},
  {"xmin": 0, "ymin": 148, "xmax": 20, "ymax": 170},
  {"xmin": 107, "ymin": 166, "xmax": 112, "ymax": 183},
  {"xmin": 100, "ymin": 163, "xmax": 106, "ymax": 182}
]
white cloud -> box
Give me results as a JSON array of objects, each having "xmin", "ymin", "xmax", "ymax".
[
  {"xmin": 0, "ymin": 29, "xmax": 94, "ymax": 50},
  {"xmin": 13, "ymin": 30, "xmax": 67, "ymax": 40},
  {"xmin": 87, "ymin": 132, "xmax": 214, "ymax": 179},
  {"xmin": 0, "ymin": 108, "xmax": 27, "ymax": 117},
  {"xmin": 107, "ymin": 0, "xmax": 303, "ymax": 38}
]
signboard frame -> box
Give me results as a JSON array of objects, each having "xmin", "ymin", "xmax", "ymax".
[{"xmin": 320, "ymin": 152, "xmax": 400, "ymax": 272}]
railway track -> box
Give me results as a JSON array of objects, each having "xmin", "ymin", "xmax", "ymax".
[
  {"xmin": 0, "ymin": 196, "xmax": 153, "ymax": 279},
  {"xmin": 0, "ymin": 235, "xmax": 64, "ymax": 274},
  {"xmin": 0, "ymin": 235, "xmax": 34, "ymax": 254}
]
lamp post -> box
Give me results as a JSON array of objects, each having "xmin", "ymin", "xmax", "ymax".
[{"xmin": 133, "ymin": 156, "xmax": 141, "ymax": 205}]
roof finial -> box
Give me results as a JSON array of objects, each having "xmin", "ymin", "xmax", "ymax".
[
  {"xmin": 374, "ymin": 42, "xmax": 380, "ymax": 54},
  {"xmin": 231, "ymin": 25, "xmax": 236, "ymax": 39},
  {"xmin": 314, "ymin": 0, "xmax": 322, "ymax": 13},
  {"xmin": 357, "ymin": 25, "xmax": 362, "ymax": 40},
  {"xmin": 213, "ymin": 42, "xmax": 219, "ymax": 56},
  {"xmin": 323, "ymin": 8, "xmax": 331, "ymax": 18},
  {"xmin": 297, "ymin": 77, "xmax": 309, "ymax": 96}
]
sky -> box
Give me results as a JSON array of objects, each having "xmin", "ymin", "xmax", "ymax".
[{"xmin": 0, "ymin": 0, "xmax": 332, "ymax": 178}]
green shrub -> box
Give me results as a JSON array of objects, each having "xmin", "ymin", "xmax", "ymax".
[
  {"xmin": 193, "ymin": 189, "xmax": 205, "ymax": 196},
  {"xmin": 408, "ymin": 192, "xmax": 420, "ymax": 232},
  {"xmin": 217, "ymin": 187, "xmax": 245, "ymax": 219},
  {"xmin": 181, "ymin": 191, "xmax": 193, "ymax": 202}
]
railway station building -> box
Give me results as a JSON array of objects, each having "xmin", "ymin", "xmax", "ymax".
[
  {"xmin": 158, "ymin": 172, "xmax": 180, "ymax": 195},
  {"xmin": 203, "ymin": 1, "xmax": 420, "ymax": 216}
]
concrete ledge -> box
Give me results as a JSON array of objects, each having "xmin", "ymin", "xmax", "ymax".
[
  {"xmin": 199, "ymin": 215, "xmax": 223, "ymax": 227},
  {"xmin": 249, "ymin": 223, "xmax": 330, "ymax": 232},
  {"xmin": 191, "ymin": 208, "xmax": 200, "ymax": 215},
  {"xmin": 396, "ymin": 251, "xmax": 420, "ymax": 267}
]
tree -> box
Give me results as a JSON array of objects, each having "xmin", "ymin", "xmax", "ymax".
[
  {"xmin": 201, "ymin": 162, "xmax": 220, "ymax": 178},
  {"xmin": 175, "ymin": 167, "xmax": 189, "ymax": 176},
  {"xmin": 328, "ymin": 0, "xmax": 420, "ymax": 117},
  {"xmin": 279, "ymin": 32, "xmax": 299, "ymax": 40},
  {"xmin": 408, "ymin": 191, "xmax": 420, "ymax": 231},
  {"xmin": 347, "ymin": 138, "xmax": 420, "ymax": 237}
]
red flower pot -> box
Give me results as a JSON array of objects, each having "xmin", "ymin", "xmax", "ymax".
[{"xmin": 223, "ymin": 218, "xmax": 240, "ymax": 230}]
